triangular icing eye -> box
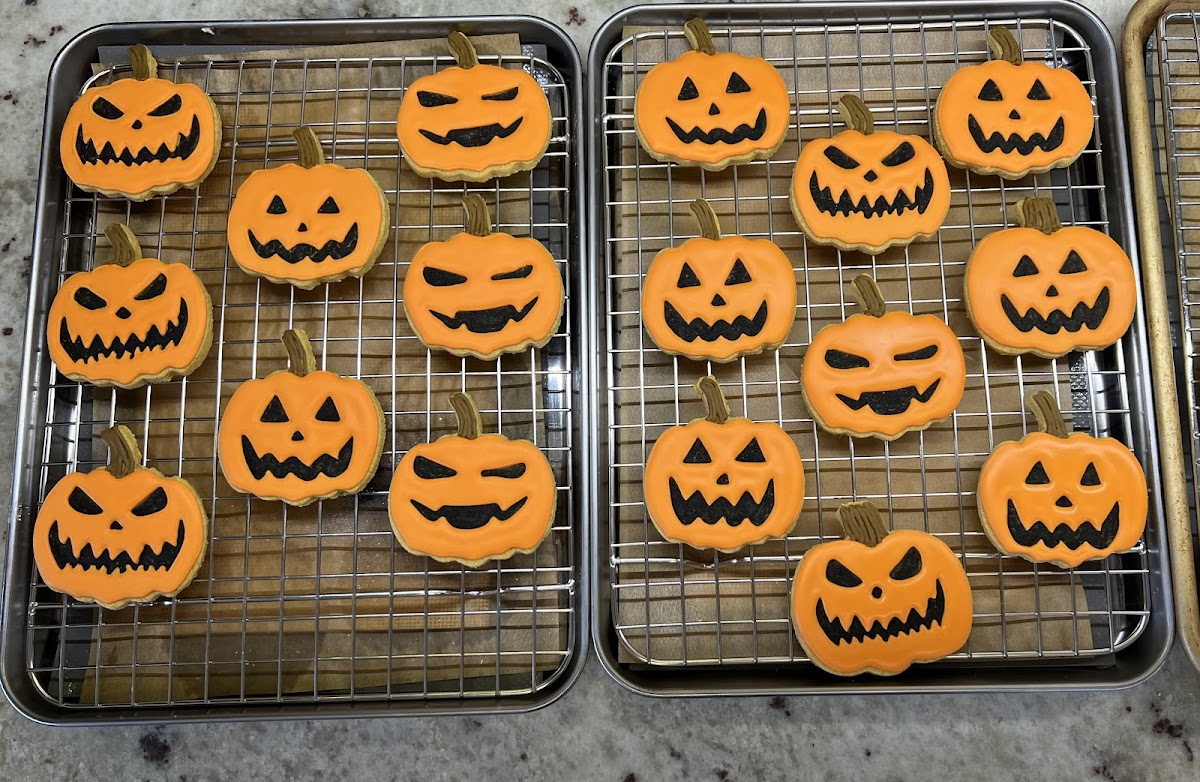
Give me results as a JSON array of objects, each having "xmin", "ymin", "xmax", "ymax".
[
  {"xmin": 1013, "ymin": 255, "xmax": 1039, "ymax": 278},
  {"xmin": 889, "ymin": 547, "xmax": 923, "ymax": 580},
  {"xmin": 1025, "ymin": 461, "xmax": 1051, "ymax": 485},
  {"xmin": 1081, "ymin": 462, "xmax": 1101, "ymax": 486},
  {"xmin": 68, "ymin": 487, "xmax": 104, "ymax": 515},
  {"xmin": 147, "ymin": 94, "xmax": 183, "ymax": 117},
  {"xmin": 1059, "ymin": 251, "xmax": 1088, "ymax": 274},
  {"xmin": 826, "ymin": 559, "xmax": 863, "ymax": 588},
  {"xmin": 267, "ymin": 195, "xmax": 287, "ymax": 215},
  {"xmin": 735, "ymin": 438, "xmax": 766, "ymax": 463},
  {"xmin": 682, "ymin": 438, "xmax": 712, "ymax": 464},
  {"xmin": 261, "ymin": 395, "xmax": 289, "ymax": 423},
  {"xmin": 823, "ymin": 146, "xmax": 859, "ymax": 169},
  {"xmin": 413, "ymin": 455, "xmax": 457, "ymax": 479},
  {"xmin": 1027, "ymin": 79, "xmax": 1051, "ymax": 100},
  {"xmin": 726, "ymin": 72, "xmax": 751, "ymax": 94},
  {"xmin": 678, "ymin": 77, "xmax": 699, "ymax": 101},
  {"xmin": 91, "ymin": 96, "xmax": 124, "ymax": 120},
  {"xmin": 881, "ymin": 142, "xmax": 916, "ymax": 167},
  {"xmin": 315, "ymin": 397, "xmax": 340, "ymax": 422},
  {"xmin": 978, "ymin": 79, "xmax": 1003, "ymax": 101},
  {"xmin": 132, "ymin": 487, "xmax": 169, "ymax": 517},
  {"xmin": 724, "ymin": 259, "xmax": 752, "ymax": 285},
  {"xmin": 134, "ymin": 273, "xmax": 168, "ymax": 301},
  {"xmin": 677, "ymin": 263, "xmax": 701, "ymax": 288},
  {"xmin": 317, "ymin": 197, "xmax": 340, "ymax": 214}
]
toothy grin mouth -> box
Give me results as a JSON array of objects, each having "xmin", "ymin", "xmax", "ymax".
[
  {"xmin": 48, "ymin": 519, "xmax": 185, "ymax": 574},
  {"xmin": 836, "ymin": 380, "xmax": 942, "ymax": 416},
  {"xmin": 247, "ymin": 223, "xmax": 359, "ymax": 265},
  {"xmin": 665, "ymin": 108, "xmax": 768, "ymax": 145},
  {"xmin": 816, "ymin": 579, "xmax": 946, "ymax": 645},
  {"xmin": 240, "ymin": 436, "xmax": 354, "ymax": 480},
  {"xmin": 1006, "ymin": 499, "xmax": 1120, "ymax": 550},
  {"xmin": 429, "ymin": 298, "xmax": 538, "ymax": 334},
  {"xmin": 59, "ymin": 298, "xmax": 189, "ymax": 364},
  {"xmin": 809, "ymin": 169, "xmax": 935, "ymax": 219},
  {"xmin": 418, "ymin": 118, "xmax": 524, "ymax": 148},
  {"xmin": 967, "ymin": 116, "xmax": 1066, "ymax": 155},
  {"xmin": 999, "ymin": 288, "xmax": 1111, "ymax": 335},
  {"xmin": 75, "ymin": 114, "xmax": 202, "ymax": 165},
  {"xmin": 410, "ymin": 497, "xmax": 529, "ymax": 530},
  {"xmin": 662, "ymin": 301, "xmax": 768, "ymax": 343},
  {"xmin": 667, "ymin": 477, "xmax": 775, "ymax": 527}
]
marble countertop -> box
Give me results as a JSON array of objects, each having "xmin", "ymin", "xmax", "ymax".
[{"xmin": 0, "ymin": 1, "xmax": 1196, "ymax": 780}]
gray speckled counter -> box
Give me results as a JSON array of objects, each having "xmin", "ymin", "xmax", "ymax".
[{"xmin": 0, "ymin": 1, "xmax": 1196, "ymax": 780}]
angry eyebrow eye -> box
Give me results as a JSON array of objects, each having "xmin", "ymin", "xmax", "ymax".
[
  {"xmin": 91, "ymin": 97, "xmax": 124, "ymax": 119},
  {"xmin": 482, "ymin": 87, "xmax": 519, "ymax": 101},
  {"xmin": 147, "ymin": 94, "xmax": 183, "ymax": 116},
  {"xmin": 491, "ymin": 265, "xmax": 533, "ymax": 281},
  {"xmin": 417, "ymin": 91, "xmax": 458, "ymax": 107},
  {"xmin": 826, "ymin": 559, "xmax": 862, "ymax": 587},
  {"xmin": 423, "ymin": 267, "xmax": 468, "ymax": 287},
  {"xmin": 413, "ymin": 455, "xmax": 457, "ymax": 479},
  {"xmin": 68, "ymin": 487, "xmax": 104, "ymax": 515},
  {"xmin": 823, "ymin": 146, "xmax": 859, "ymax": 169},
  {"xmin": 134, "ymin": 273, "xmax": 168, "ymax": 301},
  {"xmin": 131, "ymin": 487, "xmax": 169, "ymax": 516},
  {"xmin": 824, "ymin": 349, "xmax": 869, "ymax": 369},
  {"xmin": 482, "ymin": 463, "xmax": 526, "ymax": 478},
  {"xmin": 881, "ymin": 142, "xmax": 916, "ymax": 167},
  {"xmin": 889, "ymin": 546, "xmax": 923, "ymax": 580},
  {"xmin": 894, "ymin": 345, "xmax": 938, "ymax": 361}
]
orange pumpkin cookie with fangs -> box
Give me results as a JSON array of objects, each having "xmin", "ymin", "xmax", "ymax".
[
  {"xmin": 790, "ymin": 501, "xmax": 973, "ymax": 677},
  {"xmin": 966, "ymin": 197, "xmax": 1136, "ymax": 358},
  {"xmin": 32, "ymin": 425, "xmax": 209, "ymax": 610},
  {"xmin": 641, "ymin": 198, "xmax": 797, "ymax": 362},
  {"xmin": 397, "ymin": 32, "xmax": 552, "ymax": 182},
  {"xmin": 801, "ymin": 275, "xmax": 965, "ymax": 441},
  {"xmin": 388, "ymin": 392, "xmax": 558, "ymax": 567},
  {"xmin": 403, "ymin": 193, "xmax": 563, "ymax": 360},
  {"xmin": 644, "ymin": 376, "xmax": 805, "ymax": 552},
  {"xmin": 218, "ymin": 329, "xmax": 385, "ymax": 507},
  {"xmin": 634, "ymin": 18, "xmax": 790, "ymax": 171},
  {"xmin": 790, "ymin": 95, "xmax": 951, "ymax": 255},
  {"xmin": 227, "ymin": 127, "xmax": 390, "ymax": 290},
  {"xmin": 976, "ymin": 391, "xmax": 1148, "ymax": 569},
  {"xmin": 60, "ymin": 44, "xmax": 221, "ymax": 201},
  {"xmin": 934, "ymin": 27, "xmax": 1095, "ymax": 179},
  {"xmin": 47, "ymin": 223, "xmax": 214, "ymax": 389}
]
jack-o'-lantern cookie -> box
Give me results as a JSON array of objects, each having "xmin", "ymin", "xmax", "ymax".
[
  {"xmin": 60, "ymin": 44, "xmax": 221, "ymax": 201},
  {"xmin": 966, "ymin": 197, "xmax": 1136, "ymax": 358},
  {"xmin": 791, "ymin": 95, "xmax": 951, "ymax": 255},
  {"xmin": 227, "ymin": 127, "xmax": 390, "ymax": 290},
  {"xmin": 32, "ymin": 425, "xmax": 209, "ymax": 610},
  {"xmin": 404, "ymin": 193, "xmax": 563, "ymax": 360},
  {"xmin": 218, "ymin": 329, "xmax": 385, "ymax": 507},
  {"xmin": 634, "ymin": 18, "xmax": 790, "ymax": 171},
  {"xmin": 642, "ymin": 198, "xmax": 796, "ymax": 362},
  {"xmin": 934, "ymin": 27, "xmax": 1094, "ymax": 179},
  {"xmin": 802, "ymin": 275, "xmax": 965, "ymax": 441},
  {"xmin": 976, "ymin": 391, "xmax": 1147, "ymax": 569},
  {"xmin": 791, "ymin": 501, "xmax": 973, "ymax": 677},
  {"xmin": 47, "ymin": 223, "xmax": 214, "ymax": 389},
  {"xmin": 388, "ymin": 392, "xmax": 557, "ymax": 567},
  {"xmin": 397, "ymin": 32, "xmax": 552, "ymax": 182},
  {"xmin": 644, "ymin": 376, "xmax": 805, "ymax": 552}
]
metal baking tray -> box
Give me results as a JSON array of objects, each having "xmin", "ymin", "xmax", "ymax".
[
  {"xmin": 587, "ymin": 1, "xmax": 1173, "ymax": 694},
  {"xmin": 1124, "ymin": 0, "xmax": 1200, "ymax": 672},
  {"xmin": 1, "ymin": 16, "xmax": 587, "ymax": 723}
]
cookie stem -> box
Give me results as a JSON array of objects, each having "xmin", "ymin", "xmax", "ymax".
[
  {"xmin": 837, "ymin": 95, "xmax": 874, "ymax": 135},
  {"xmin": 282, "ymin": 328, "xmax": 316, "ymax": 378},
  {"xmin": 837, "ymin": 501, "xmax": 889, "ymax": 547},
  {"xmin": 850, "ymin": 274, "xmax": 887, "ymax": 318},
  {"xmin": 449, "ymin": 392, "xmax": 483, "ymax": 439},
  {"xmin": 987, "ymin": 27, "xmax": 1024, "ymax": 66},
  {"xmin": 104, "ymin": 224, "xmax": 142, "ymax": 266},
  {"xmin": 683, "ymin": 18, "xmax": 717, "ymax": 56},
  {"xmin": 128, "ymin": 44, "xmax": 158, "ymax": 81},
  {"xmin": 463, "ymin": 193, "xmax": 493, "ymax": 237},
  {"xmin": 447, "ymin": 31, "xmax": 479, "ymax": 69},
  {"xmin": 292, "ymin": 127, "xmax": 326, "ymax": 168},
  {"xmin": 100, "ymin": 425, "xmax": 143, "ymax": 479},
  {"xmin": 694, "ymin": 375, "xmax": 731, "ymax": 424},
  {"xmin": 689, "ymin": 199, "xmax": 722, "ymax": 241},
  {"xmin": 1015, "ymin": 197, "xmax": 1062, "ymax": 235},
  {"xmin": 1028, "ymin": 390, "xmax": 1071, "ymax": 439}
]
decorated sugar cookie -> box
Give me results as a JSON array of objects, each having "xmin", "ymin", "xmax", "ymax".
[
  {"xmin": 47, "ymin": 223, "xmax": 214, "ymax": 389},
  {"xmin": 403, "ymin": 193, "xmax": 563, "ymax": 360},
  {"xmin": 218, "ymin": 329, "xmax": 385, "ymax": 507},
  {"xmin": 802, "ymin": 275, "xmax": 965, "ymax": 441},
  {"xmin": 791, "ymin": 501, "xmax": 973, "ymax": 677},
  {"xmin": 33, "ymin": 425, "xmax": 209, "ymax": 610},
  {"xmin": 227, "ymin": 127, "xmax": 390, "ymax": 290},
  {"xmin": 388, "ymin": 392, "xmax": 557, "ymax": 567},
  {"xmin": 966, "ymin": 197, "xmax": 1136, "ymax": 358},
  {"xmin": 641, "ymin": 199, "xmax": 796, "ymax": 362},
  {"xmin": 634, "ymin": 18, "xmax": 790, "ymax": 171},
  {"xmin": 60, "ymin": 44, "xmax": 221, "ymax": 201},
  {"xmin": 790, "ymin": 95, "xmax": 950, "ymax": 255},
  {"xmin": 934, "ymin": 27, "xmax": 1094, "ymax": 179},
  {"xmin": 976, "ymin": 391, "xmax": 1147, "ymax": 569},
  {"xmin": 644, "ymin": 376, "xmax": 805, "ymax": 552},
  {"xmin": 397, "ymin": 32, "xmax": 552, "ymax": 182}
]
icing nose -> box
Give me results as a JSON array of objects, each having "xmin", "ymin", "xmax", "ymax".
[
  {"xmin": 291, "ymin": 431, "xmax": 305, "ymax": 442},
  {"xmin": 1045, "ymin": 285, "xmax": 1059, "ymax": 298},
  {"xmin": 871, "ymin": 586, "xmax": 883, "ymax": 599},
  {"xmin": 1009, "ymin": 109, "xmax": 1021, "ymax": 120},
  {"xmin": 132, "ymin": 119, "xmax": 142, "ymax": 130},
  {"xmin": 1055, "ymin": 495, "xmax": 1073, "ymax": 508},
  {"xmin": 115, "ymin": 307, "xmax": 131, "ymax": 319},
  {"xmin": 711, "ymin": 293, "xmax": 727, "ymax": 307},
  {"xmin": 110, "ymin": 520, "xmax": 123, "ymax": 531},
  {"xmin": 716, "ymin": 473, "xmax": 730, "ymax": 485},
  {"xmin": 298, "ymin": 223, "xmax": 308, "ymax": 233},
  {"xmin": 864, "ymin": 170, "xmax": 878, "ymax": 182},
  {"xmin": 708, "ymin": 103, "xmax": 720, "ymax": 116}
]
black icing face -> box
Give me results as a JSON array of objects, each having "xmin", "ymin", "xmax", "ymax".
[
  {"xmin": 807, "ymin": 139, "xmax": 937, "ymax": 220},
  {"xmin": 1004, "ymin": 460, "xmax": 1120, "ymax": 550},
  {"xmin": 74, "ymin": 91, "xmax": 203, "ymax": 167},
  {"xmin": 666, "ymin": 436, "xmax": 777, "ymax": 527},
  {"xmin": 239, "ymin": 395, "xmax": 355, "ymax": 481},
  {"xmin": 662, "ymin": 259, "xmax": 769, "ymax": 343},
  {"xmin": 47, "ymin": 486, "xmax": 187, "ymax": 574},
  {"xmin": 966, "ymin": 77, "xmax": 1066, "ymax": 155},
  {"xmin": 407, "ymin": 455, "xmax": 530, "ymax": 530},
  {"xmin": 664, "ymin": 71, "xmax": 769, "ymax": 145},
  {"xmin": 419, "ymin": 264, "xmax": 541, "ymax": 335},
  {"xmin": 998, "ymin": 252, "xmax": 1111, "ymax": 335},
  {"xmin": 246, "ymin": 195, "xmax": 361, "ymax": 265},
  {"xmin": 826, "ymin": 344, "xmax": 943, "ymax": 416}
]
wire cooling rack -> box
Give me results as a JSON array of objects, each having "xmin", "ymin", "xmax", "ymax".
[
  {"xmin": 4, "ymin": 20, "xmax": 584, "ymax": 722},
  {"xmin": 591, "ymin": 4, "xmax": 1167, "ymax": 691}
]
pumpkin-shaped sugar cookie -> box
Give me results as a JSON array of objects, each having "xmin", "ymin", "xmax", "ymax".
[
  {"xmin": 642, "ymin": 198, "xmax": 796, "ymax": 362},
  {"xmin": 218, "ymin": 329, "xmax": 385, "ymax": 506},
  {"xmin": 397, "ymin": 32, "xmax": 552, "ymax": 182},
  {"xmin": 790, "ymin": 95, "xmax": 950, "ymax": 255},
  {"xmin": 635, "ymin": 18, "xmax": 790, "ymax": 171},
  {"xmin": 60, "ymin": 44, "xmax": 221, "ymax": 201},
  {"xmin": 965, "ymin": 197, "xmax": 1136, "ymax": 358},
  {"xmin": 47, "ymin": 223, "xmax": 214, "ymax": 389},
  {"xmin": 976, "ymin": 391, "xmax": 1147, "ymax": 568},
  {"xmin": 934, "ymin": 27, "xmax": 1095, "ymax": 178},
  {"xmin": 32, "ymin": 425, "xmax": 209, "ymax": 610},
  {"xmin": 644, "ymin": 376, "xmax": 805, "ymax": 552},
  {"xmin": 227, "ymin": 127, "xmax": 390, "ymax": 290},
  {"xmin": 791, "ymin": 501, "xmax": 973, "ymax": 677},
  {"xmin": 403, "ymin": 194, "xmax": 563, "ymax": 360},
  {"xmin": 802, "ymin": 275, "xmax": 965, "ymax": 441},
  {"xmin": 388, "ymin": 392, "xmax": 557, "ymax": 567}
]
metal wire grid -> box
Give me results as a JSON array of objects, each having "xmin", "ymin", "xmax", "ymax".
[
  {"xmin": 600, "ymin": 17, "xmax": 1151, "ymax": 667},
  {"xmin": 23, "ymin": 48, "xmax": 578, "ymax": 709}
]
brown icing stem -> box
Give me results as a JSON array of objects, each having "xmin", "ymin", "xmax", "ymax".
[
  {"xmin": 463, "ymin": 193, "xmax": 493, "ymax": 237},
  {"xmin": 450, "ymin": 392, "xmax": 483, "ymax": 439},
  {"xmin": 1028, "ymin": 390, "xmax": 1071, "ymax": 438},
  {"xmin": 100, "ymin": 425, "xmax": 143, "ymax": 478},
  {"xmin": 694, "ymin": 375, "xmax": 731, "ymax": 424},
  {"xmin": 987, "ymin": 27, "xmax": 1024, "ymax": 66},
  {"xmin": 851, "ymin": 274, "xmax": 888, "ymax": 318},
  {"xmin": 282, "ymin": 328, "xmax": 316, "ymax": 377},
  {"xmin": 104, "ymin": 224, "xmax": 143, "ymax": 266},
  {"xmin": 689, "ymin": 198, "xmax": 722, "ymax": 241},
  {"xmin": 128, "ymin": 44, "xmax": 158, "ymax": 81},
  {"xmin": 836, "ymin": 501, "xmax": 889, "ymax": 546},
  {"xmin": 837, "ymin": 95, "xmax": 875, "ymax": 135},
  {"xmin": 1015, "ymin": 197, "xmax": 1063, "ymax": 235},
  {"xmin": 447, "ymin": 31, "xmax": 479, "ymax": 69},
  {"xmin": 292, "ymin": 127, "xmax": 326, "ymax": 168},
  {"xmin": 683, "ymin": 18, "xmax": 717, "ymax": 56}
]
